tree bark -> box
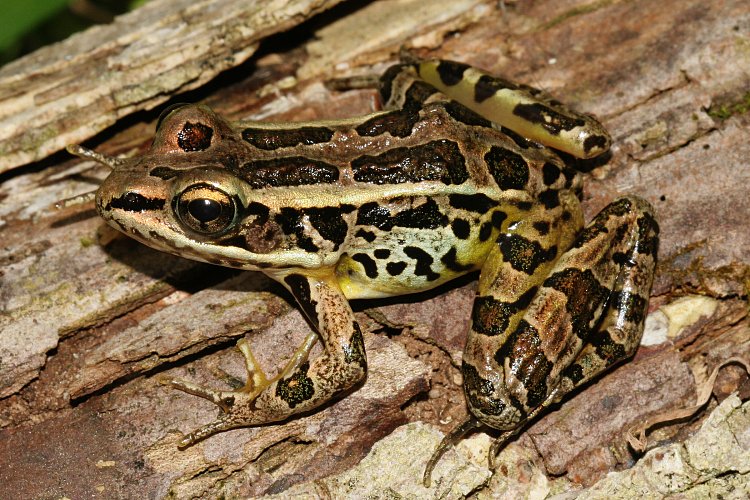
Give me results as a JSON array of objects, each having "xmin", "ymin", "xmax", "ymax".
[{"xmin": 1, "ymin": 0, "xmax": 748, "ymax": 498}]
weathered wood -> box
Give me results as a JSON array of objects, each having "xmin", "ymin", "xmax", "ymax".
[
  {"xmin": 1, "ymin": 0, "xmax": 748, "ymax": 497},
  {"xmin": 0, "ymin": 0, "xmax": 345, "ymax": 173}
]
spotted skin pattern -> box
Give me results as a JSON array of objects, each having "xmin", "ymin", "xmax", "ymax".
[{"xmin": 72, "ymin": 59, "xmax": 658, "ymax": 481}]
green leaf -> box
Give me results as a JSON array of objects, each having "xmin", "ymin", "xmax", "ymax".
[{"xmin": 0, "ymin": 0, "xmax": 71, "ymax": 52}]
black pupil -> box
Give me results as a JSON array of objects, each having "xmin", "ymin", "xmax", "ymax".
[{"xmin": 188, "ymin": 198, "xmax": 221, "ymax": 222}]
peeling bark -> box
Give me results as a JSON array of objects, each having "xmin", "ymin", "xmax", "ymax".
[{"xmin": 1, "ymin": 0, "xmax": 748, "ymax": 497}]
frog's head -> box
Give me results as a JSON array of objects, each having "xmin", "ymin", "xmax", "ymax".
[{"xmin": 68, "ymin": 104, "xmax": 303, "ymax": 271}]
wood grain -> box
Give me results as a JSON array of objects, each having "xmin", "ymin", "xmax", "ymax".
[
  {"xmin": 0, "ymin": 0, "xmax": 748, "ymax": 497},
  {"xmin": 0, "ymin": 0, "xmax": 345, "ymax": 173}
]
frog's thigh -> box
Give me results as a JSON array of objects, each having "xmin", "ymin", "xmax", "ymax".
[
  {"xmin": 463, "ymin": 194, "xmax": 584, "ymax": 429},
  {"xmin": 465, "ymin": 196, "xmax": 659, "ymax": 429},
  {"xmin": 415, "ymin": 59, "xmax": 612, "ymax": 158},
  {"xmin": 541, "ymin": 197, "xmax": 659, "ymax": 405}
]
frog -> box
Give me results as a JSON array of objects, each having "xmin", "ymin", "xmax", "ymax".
[{"xmin": 68, "ymin": 59, "xmax": 659, "ymax": 484}]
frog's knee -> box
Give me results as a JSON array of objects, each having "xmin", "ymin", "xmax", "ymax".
[{"xmin": 462, "ymin": 362, "xmax": 525, "ymax": 430}]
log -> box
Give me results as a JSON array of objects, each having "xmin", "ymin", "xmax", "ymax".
[{"xmin": 1, "ymin": 0, "xmax": 748, "ymax": 497}]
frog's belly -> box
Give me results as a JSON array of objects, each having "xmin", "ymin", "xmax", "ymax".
[{"xmin": 335, "ymin": 229, "xmax": 490, "ymax": 300}]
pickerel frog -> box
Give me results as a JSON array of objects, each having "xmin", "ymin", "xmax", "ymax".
[{"xmin": 69, "ymin": 59, "xmax": 658, "ymax": 484}]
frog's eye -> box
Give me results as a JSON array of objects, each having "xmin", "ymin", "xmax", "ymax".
[{"xmin": 176, "ymin": 184, "xmax": 236, "ymax": 235}]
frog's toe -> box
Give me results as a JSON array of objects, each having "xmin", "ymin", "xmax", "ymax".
[
  {"xmin": 163, "ymin": 338, "xmax": 286, "ymax": 447},
  {"xmin": 165, "ymin": 377, "xmax": 241, "ymax": 412},
  {"xmin": 167, "ymin": 378, "xmax": 274, "ymax": 447},
  {"xmin": 163, "ymin": 337, "xmax": 271, "ymax": 406},
  {"xmin": 235, "ymin": 338, "xmax": 271, "ymax": 392},
  {"xmin": 176, "ymin": 413, "xmax": 237, "ymax": 448}
]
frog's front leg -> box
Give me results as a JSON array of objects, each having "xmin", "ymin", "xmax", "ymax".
[{"xmin": 169, "ymin": 270, "xmax": 367, "ymax": 447}]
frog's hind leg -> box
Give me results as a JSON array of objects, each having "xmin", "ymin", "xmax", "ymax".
[
  {"xmin": 467, "ymin": 196, "xmax": 658, "ymax": 456},
  {"xmin": 425, "ymin": 191, "xmax": 586, "ymax": 485},
  {"xmin": 424, "ymin": 196, "xmax": 658, "ymax": 484},
  {"xmin": 482, "ymin": 197, "xmax": 658, "ymax": 466},
  {"xmin": 414, "ymin": 59, "xmax": 612, "ymax": 159},
  {"xmin": 537, "ymin": 197, "xmax": 660, "ymax": 407}
]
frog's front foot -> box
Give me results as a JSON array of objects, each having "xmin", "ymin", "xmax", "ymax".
[{"xmin": 166, "ymin": 333, "xmax": 318, "ymax": 448}]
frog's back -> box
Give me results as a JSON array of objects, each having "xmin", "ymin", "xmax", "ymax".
[
  {"xmin": 314, "ymin": 99, "xmax": 582, "ymax": 299},
  {"xmin": 256, "ymin": 65, "xmax": 575, "ymax": 297}
]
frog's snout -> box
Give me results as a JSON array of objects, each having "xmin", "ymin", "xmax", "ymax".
[{"xmin": 96, "ymin": 167, "xmax": 167, "ymax": 214}]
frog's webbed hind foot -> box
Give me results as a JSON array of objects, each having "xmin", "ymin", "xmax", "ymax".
[
  {"xmin": 487, "ymin": 430, "xmax": 517, "ymax": 470},
  {"xmin": 166, "ymin": 333, "xmax": 318, "ymax": 448}
]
